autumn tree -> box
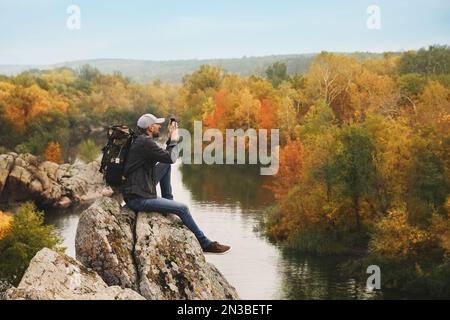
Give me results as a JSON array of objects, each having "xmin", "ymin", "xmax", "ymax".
[
  {"xmin": 44, "ymin": 141, "xmax": 63, "ymax": 164},
  {"xmin": 349, "ymin": 68, "xmax": 398, "ymax": 120},
  {"xmin": 415, "ymin": 81, "xmax": 450, "ymax": 134},
  {"xmin": 306, "ymin": 52, "xmax": 359, "ymax": 122},
  {"xmin": 0, "ymin": 212, "xmax": 12, "ymax": 241},
  {"xmin": 267, "ymin": 139, "xmax": 303, "ymax": 200}
]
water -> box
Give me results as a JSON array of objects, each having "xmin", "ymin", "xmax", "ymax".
[{"xmin": 45, "ymin": 161, "xmax": 380, "ymax": 300}]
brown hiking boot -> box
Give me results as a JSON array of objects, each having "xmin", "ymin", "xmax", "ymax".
[{"xmin": 203, "ymin": 241, "xmax": 232, "ymax": 255}]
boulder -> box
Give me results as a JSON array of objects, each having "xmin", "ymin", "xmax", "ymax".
[
  {"xmin": 0, "ymin": 153, "xmax": 16, "ymax": 193},
  {"xmin": 75, "ymin": 197, "xmax": 138, "ymax": 291},
  {"xmin": 135, "ymin": 212, "xmax": 239, "ymax": 300},
  {"xmin": 0, "ymin": 152, "xmax": 106, "ymax": 208},
  {"xmin": 5, "ymin": 248, "xmax": 145, "ymax": 300},
  {"xmin": 75, "ymin": 197, "xmax": 239, "ymax": 300}
]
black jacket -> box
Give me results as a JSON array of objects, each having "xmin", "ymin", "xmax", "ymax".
[{"xmin": 121, "ymin": 133, "xmax": 179, "ymax": 199}]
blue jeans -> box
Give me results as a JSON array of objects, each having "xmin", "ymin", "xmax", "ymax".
[{"xmin": 125, "ymin": 163, "xmax": 213, "ymax": 249}]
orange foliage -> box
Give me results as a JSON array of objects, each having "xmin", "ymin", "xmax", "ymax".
[
  {"xmin": 44, "ymin": 142, "xmax": 63, "ymax": 164},
  {"xmin": 2, "ymin": 84, "xmax": 68, "ymax": 131},
  {"xmin": 204, "ymin": 90, "xmax": 227, "ymax": 128},
  {"xmin": 266, "ymin": 139, "xmax": 304, "ymax": 200},
  {"xmin": 259, "ymin": 98, "xmax": 276, "ymax": 129}
]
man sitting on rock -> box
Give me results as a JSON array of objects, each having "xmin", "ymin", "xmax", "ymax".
[{"xmin": 121, "ymin": 113, "xmax": 231, "ymax": 255}]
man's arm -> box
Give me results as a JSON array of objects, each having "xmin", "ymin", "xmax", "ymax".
[{"xmin": 143, "ymin": 138, "xmax": 179, "ymax": 164}]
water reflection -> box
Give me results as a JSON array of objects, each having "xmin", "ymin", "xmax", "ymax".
[
  {"xmin": 278, "ymin": 251, "xmax": 380, "ymax": 300},
  {"xmin": 179, "ymin": 164, "xmax": 273, "ymax": 210}
]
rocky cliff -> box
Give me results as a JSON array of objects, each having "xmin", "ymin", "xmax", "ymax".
[
  {"xmin": 6, "ymin": 197, "xmax": 239, "ymax": 300},
  {"xmin": 0, "ymin": 153, "xmax": 111, "ymax": 209}
]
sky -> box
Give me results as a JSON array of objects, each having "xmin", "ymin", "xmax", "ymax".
[{"xmin": 0, "ymin": 0, "xmax": 449, "ymax": 65}]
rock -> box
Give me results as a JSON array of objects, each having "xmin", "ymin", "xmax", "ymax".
[
  {"xmin": 75, "ymin": 197, "xmax": 239, "ymax": 300},
  {"xmin": 75, "ymin": 197, "xmax": 138, "ymax": 291},
  {"xmin": 58, "ymin": 196, "xmax": 73, "ymax": 209},
  {"xmin": 0, "ymin": 152, "xmax": 106, "ymax": 208},
  {"xmin": 135, "ymin": 212, "xmax": 239, "ymax": 300},
  {"xmin": 0, "ymin": 153, "xmax": 16, "ymax": 193},
  {"xmin": 5, "ymin": 248, "xmax": 145, "ymax": 300}
]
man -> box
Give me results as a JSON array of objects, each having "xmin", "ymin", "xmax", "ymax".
[{"xmin": 121, "ymin": 113, "xmax": 231, "ymax": 254}]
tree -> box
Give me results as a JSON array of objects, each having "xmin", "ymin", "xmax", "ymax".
[
  {"xmin": 234, "ymin": 88, "xmax": 261, "ymax": 129},
  {"xmin": 44, "ymin": 142, "xmax": 63, "ymax": 164},
  {"xmin": 77, "ymin": 64, "xmax": 100, "ymax": 82},
  {"xmin": 0, "ymin": 202, "xmax": 63, "ymax": 285},
  {"xmin": 349, "ymin": 69, "xmax": 398, "ymax": 120},
  {"xmin": 276, "ymin": 83, "xmax": 298, "ymax": 143},
  {"xmin": 266, "ymin": 62, "xmax": 289, "ymax": 88},
  {"xmin": 183, "ymin": 65, "xmax": 224, "ymax": 95},
  {"xmin": 416, "ymin": 81, "xmax": 450, "ymax": 134},
  {"xmin": 321, "ymin": 125, "xmax": 379, "ymax": 230},
  {"xmin": 0, "ymin": 212, "xmax": 12, "ymax": 241},
  {"xmin": 306, "ymin": 52, "xmax": 359, "ymax": 122},
  {"xmin": 397, "ymin": 73, "xmax": 428, "ymax": 98},
  {"xmin": 2, "ymin": 84, "xmax": 68, "ymax": 131},
  {"xmin": 267, "ymin": 139, "xmax": 303, "ymax": 200},
  {"xmin": 78, "ymin": 139, "xmax": 99, "ymax": 163},
  {"xmin": 406, "ymin": 139, "xmax": 450, "ymax": 226},
  {"xmin": 399, "ymin": 45, "xmax": 450, "ymax": 75},
  {"xmin": 369, "ymin": 208, "xmax": 433, "ymax": 260}
]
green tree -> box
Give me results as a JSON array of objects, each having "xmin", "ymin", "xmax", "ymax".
[
  {"xmin": 397, "ymin": 73, "xmax": 428, "ymax": 98},
  {"xmin": 77, "ymin": 64, "xmax": 100, "ymax": 82},
  {"xmin": 399, "ymin": 45, "xmax": 450, "ymax": 75},
  {"xmin": 406, "ymin": 139, "xmax": 450, "ymax": 226},
  {"xmin": 182, "ymin": 65, "xmax": 224, "ymax": 95},
  {"xmin": 78, "ymin": 139, "xmax": 100, "ymax": 163},
  {"xmin": 266, "ymin": 62, "xmax": 289, "ymax": 88},
  {"xmin": 321, "ymin": 125, "xmax": 379, "ymax": 230},
  {"xmin": 0, "ymin": 202, "xmax": 64, "ymax": 285}
]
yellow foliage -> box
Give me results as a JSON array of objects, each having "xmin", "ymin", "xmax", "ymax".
[
  {"xmin": 0, "ymin": 211, "xmax": 13, "ymax": 240},
  {"xmin": 417, "ymin": 81, "xmax": 450, "ymax": 133},
  {"xmin": 369, "ymin": 208, "xmax": 434, "ymax": 259},
  {"xmin": 1, "ymin": 84, "xmax": 68, "ymax": 131},
  {"xmin": 349, "ymin": 69, "xmax": 398, "ymax": 118}
]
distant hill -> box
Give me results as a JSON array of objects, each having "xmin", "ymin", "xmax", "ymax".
[{"xmin": 0, "ymin": 52, "xmax": 385, "ymax": 83}]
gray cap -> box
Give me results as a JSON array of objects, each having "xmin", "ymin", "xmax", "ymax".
[{"xmin": 137, "ymin": 113, "xmax": 165, "ymax": 129}]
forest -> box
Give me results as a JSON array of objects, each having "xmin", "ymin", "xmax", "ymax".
[{"xmin": 0, "ymin": 45, "xmax": 449, "ymax": 296}]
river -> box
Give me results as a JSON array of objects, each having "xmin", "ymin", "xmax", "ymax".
[{"xmin": 45, "ymin": 161, "xmax": 383, "ymax": 300}]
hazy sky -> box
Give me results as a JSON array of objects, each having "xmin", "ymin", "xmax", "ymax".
[{"xmin": 0, "ymin": 0, "xmax": 449, "ymax": 65}]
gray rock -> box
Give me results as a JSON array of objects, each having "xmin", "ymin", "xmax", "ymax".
[
  {"xmin": 135, "ymin": 212, "xmax": 239, "ymax": 300},
  {"xmin": 75, "ymin": 197, "xmax": 239, "ymax": 300},
  {"xmin": 0, "ymin": 152, "xmax": 105, "ymax": 208},
  {"xmin": 0, "ymin": 153, "xmax": 16, "ymax": 193},
  {"xmin": 75, "ymin": 197, "xmax": 138, "ymax": 291},
  {"xmin": 5, "ymin": 248, "xmax": 145, "ymax": 300}
]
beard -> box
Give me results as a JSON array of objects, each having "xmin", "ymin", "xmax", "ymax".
[{"xmin": 152, "ymin": 131, "xmax": 160, "ymax": 138}]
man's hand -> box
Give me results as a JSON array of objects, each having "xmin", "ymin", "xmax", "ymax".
[
  {"xmin": 168, "ymin": 121, "xmax": 177, "ymax": 135},
  {"xmin": 168, "ymin": 121, "xmax": 180, "ymax": 142}
]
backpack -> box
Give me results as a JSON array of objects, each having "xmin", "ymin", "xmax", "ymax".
[{"xmin": 99, "ymin": 125, "xmax": 136, "ymax": 188}]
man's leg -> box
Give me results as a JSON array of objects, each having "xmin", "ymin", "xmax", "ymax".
[
  {"xmin": 127, "ymin": 197, "xmax": 213, "ymax": 250},
  {"xmin": 154, "ymin": 162, "xmax": 173, "ymax": 200}
]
